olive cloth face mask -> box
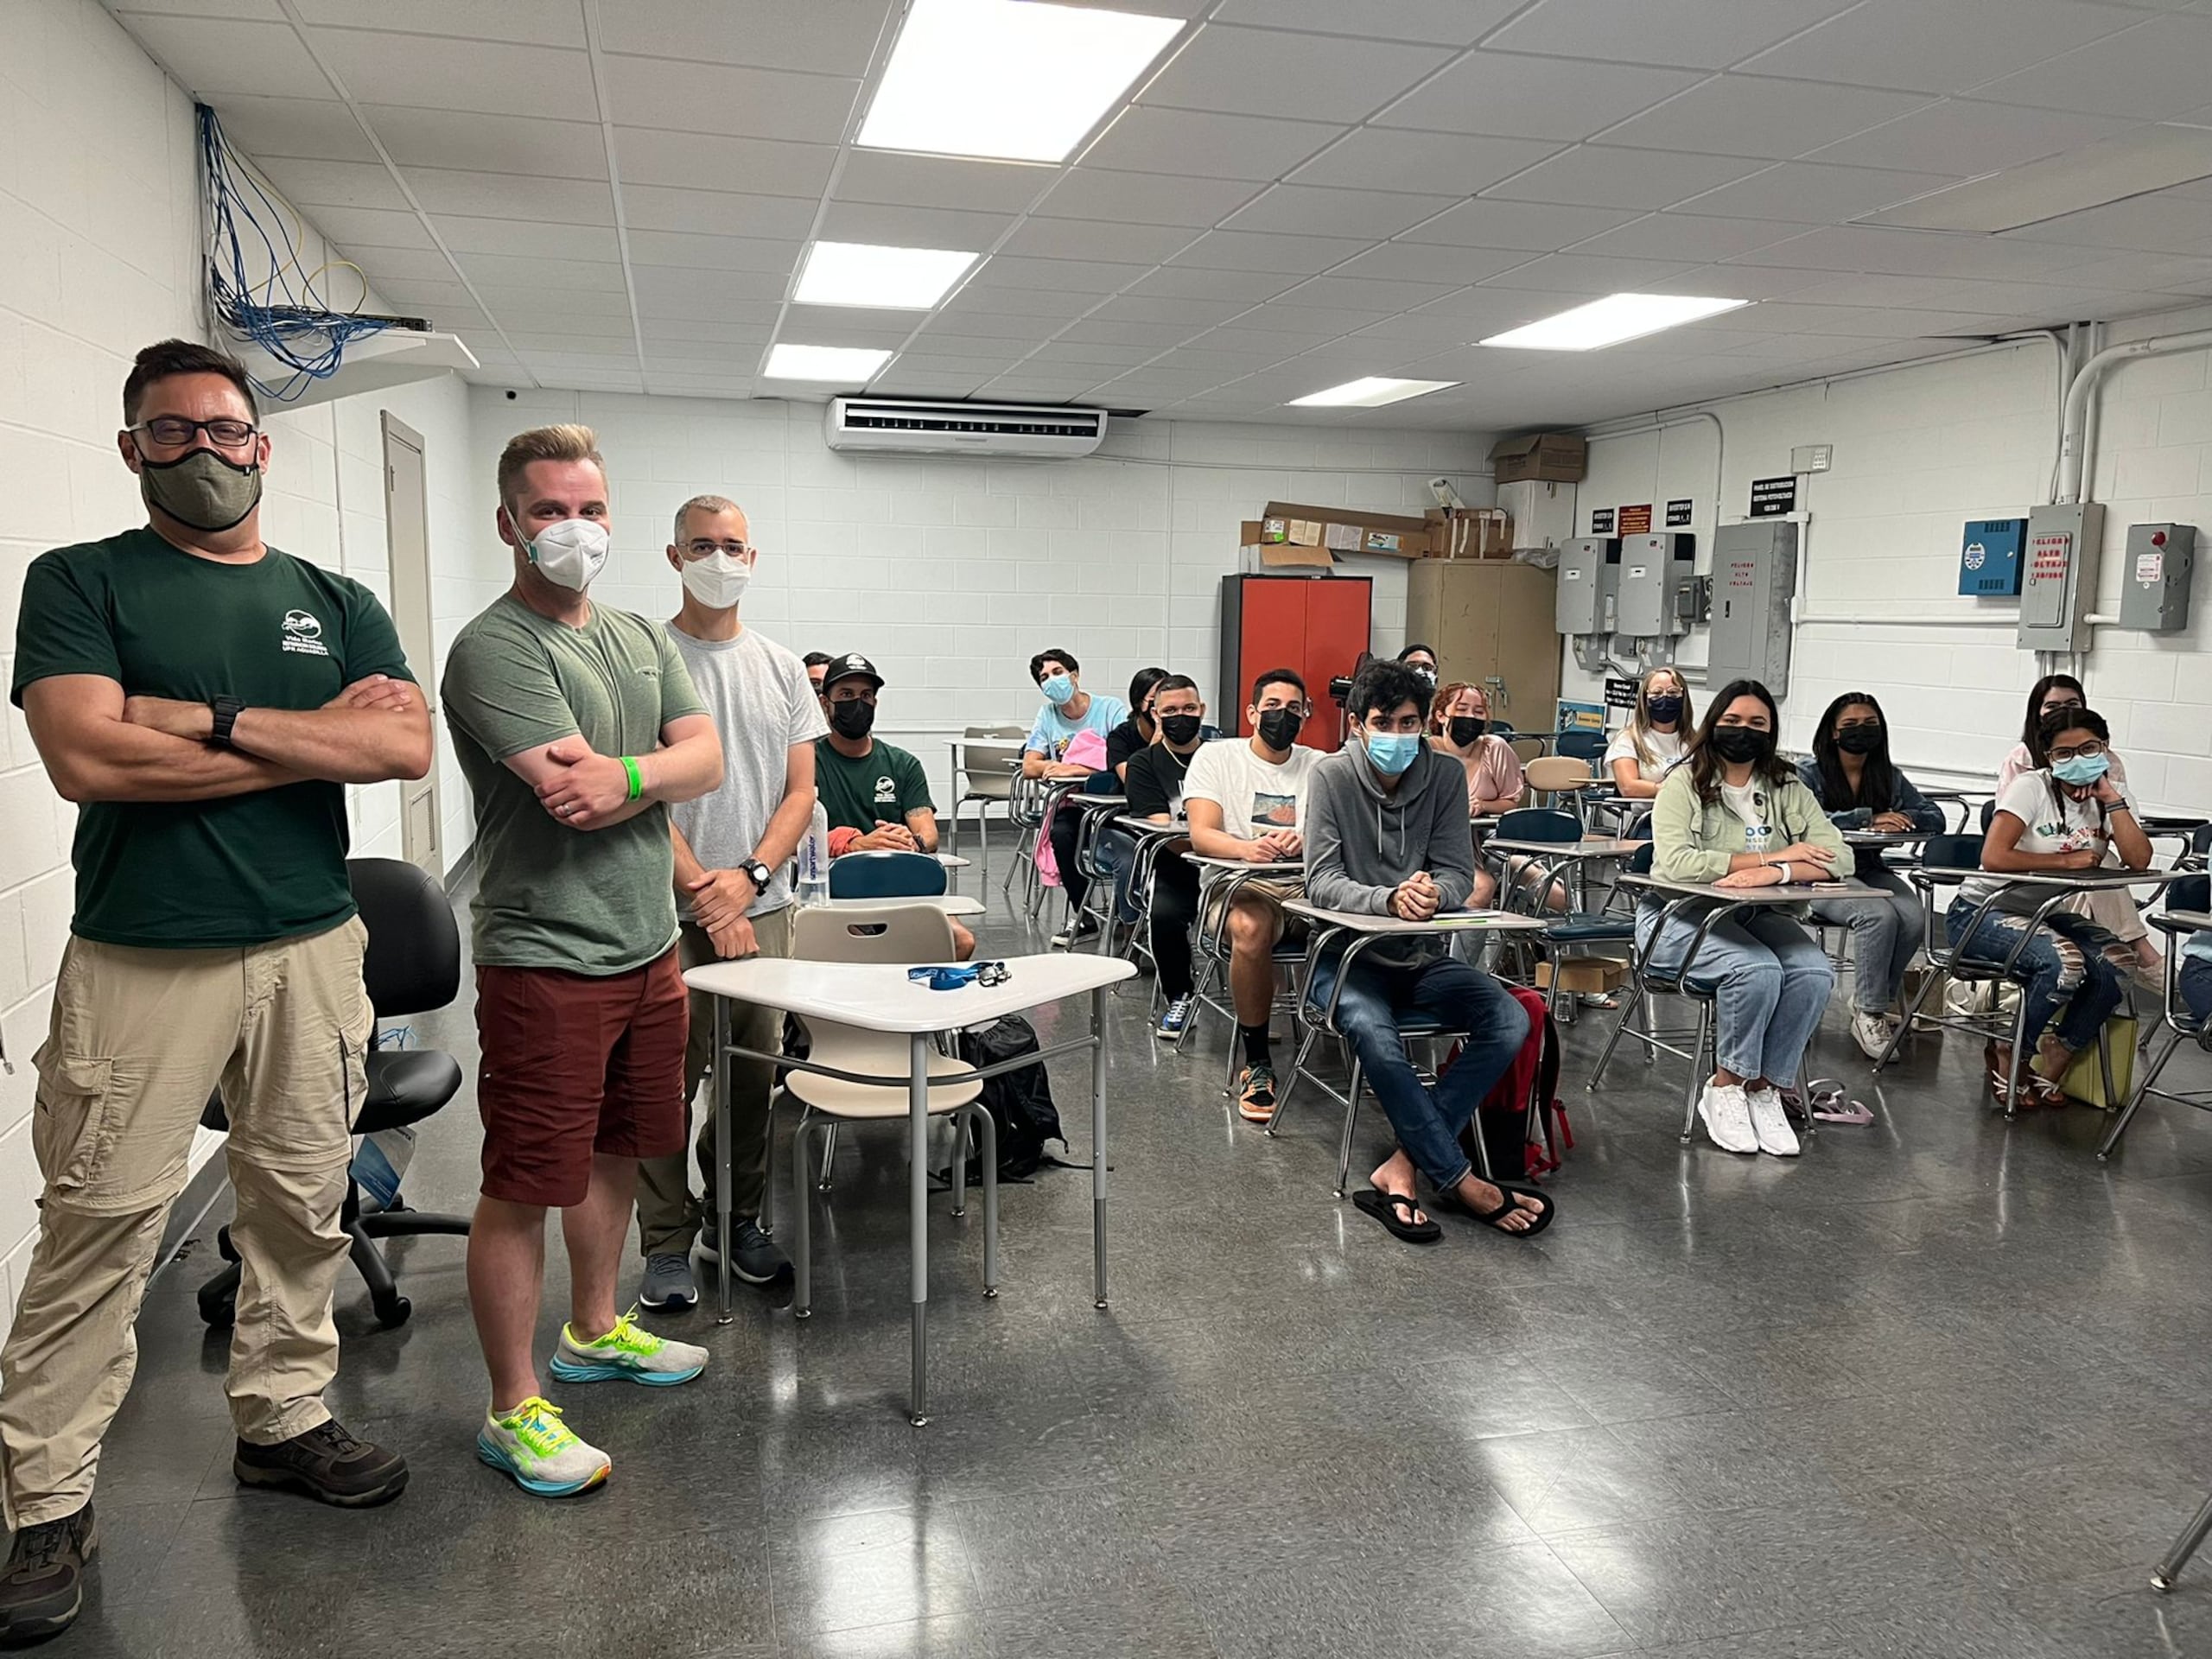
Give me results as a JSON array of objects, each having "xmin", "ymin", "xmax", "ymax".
[{"xmin": 138, "ymin": 446, "xmax": 263, "ymax": 532}]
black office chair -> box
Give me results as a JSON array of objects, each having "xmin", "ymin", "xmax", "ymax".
[{"xmin": 198, "ymin": 858, "xmax": 468, "ymax": 1330}]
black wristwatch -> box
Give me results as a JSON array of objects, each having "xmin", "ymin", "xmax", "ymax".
[
  {"xmin": 738, "ymin": 858, "xmax": 772, "ymax": 893},
  {"xmin": 209, "ymin": 695, "xmax": 245, "ymax": 748}
]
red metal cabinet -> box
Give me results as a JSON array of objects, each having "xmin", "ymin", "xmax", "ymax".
[{"xmin": 1216, "ymin": 574, "xmax": 1372, "ymax": 753}]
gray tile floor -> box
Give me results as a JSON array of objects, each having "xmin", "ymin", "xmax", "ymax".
[{"xmin": 48, "ymin": 862, "xmax": 2212, "ymax": 1658}]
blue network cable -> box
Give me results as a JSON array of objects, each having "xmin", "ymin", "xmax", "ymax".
[{"xmin": 198, "ymin": 101, "xmax": 397, "ymax": 401}]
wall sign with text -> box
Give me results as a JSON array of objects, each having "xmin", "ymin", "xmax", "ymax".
[
  {"xmin": 1749, "ymin": 476, "xmax": 1798, "ymax": 517},
  {"xmin": 1589, "ymin": 507, "xmax": 1615, "ymax": 534}
]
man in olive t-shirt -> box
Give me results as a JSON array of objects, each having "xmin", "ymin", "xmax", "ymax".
[{"xmin": 2, "ymin": 340, "xmax": 431, "ymax": 1641}]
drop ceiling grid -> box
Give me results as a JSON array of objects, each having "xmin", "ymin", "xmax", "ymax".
[{"xmin": 102, "ymin": 0, "xmax": 2212, "ymax": 426}]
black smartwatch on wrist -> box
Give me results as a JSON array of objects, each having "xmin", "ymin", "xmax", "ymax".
[
  {"xmin": 209, "ymin": 696, "xmax": 245, "ymax": 748},
  {"xmin": 738, "ymin": 858, "xmax": 772, "ymax": 893}
]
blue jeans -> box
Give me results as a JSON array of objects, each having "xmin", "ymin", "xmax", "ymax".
[
  {"xmin": 1944, "ymin": 898, "xmax": 2126, "ymax": 1052},
  {"xmin": 1809, "ymin": 868, "xmax": 1923, "ymax": 1014},
  {"xmin": 1635, "ymin": 905, "xmax": 1834, "ymax": 1086},
  {"xmin": 2176, "ymin": 952, "xmax": 2211, "ymax": 1026},
  {"xmin": 1310, "ymin": 950, "xmax": 1529, "ymax": 1192}
]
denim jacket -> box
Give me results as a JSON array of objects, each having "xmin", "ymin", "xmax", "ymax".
[{"xmin": 1792, "ymin": 757, "xmax": 1946, "ymax": 878}]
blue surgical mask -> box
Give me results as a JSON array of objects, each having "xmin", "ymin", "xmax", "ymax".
[
  {"xmin": 1040, "ymin": 673, "xmax": 1075, "ymax": 707},
  {"xmin": 2052, "ymin": 753, "xmax": 2109, "ymax": 786},
  {"xmin": 1364, "ymin": 732, "xmax": 1421, "ymax": 776}
]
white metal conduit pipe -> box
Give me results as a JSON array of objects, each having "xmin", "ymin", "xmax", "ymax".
[{"xmin": 2057, "ymin": 324, "xmax": 2212, "ymax": 504}]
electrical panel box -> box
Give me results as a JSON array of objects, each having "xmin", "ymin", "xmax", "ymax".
[
  {"xmin": 2017, "ymin": 502, "xmax": 2105, "ymax": 652},
  {"xmin": 2118, "ymin": 522, "xmax": 2196, "ymax": 632},
  {"xmin": 1617, "ymin": 532, "xmax": 1696, "ymax": 637},
  {"xmin": 1495, "ymin": 478, "xmax": 1575, "ymax": 555},
  {"xmin": 1707, "ymin": 521, "xmax": 1798, "ymax": 696},
  {"xmin": 1958, "ymin": 518, "xmax": 2026, "ymax": 597},
  {"xmin": 1555, "ymin": 536, "xmax": 1620, "ymax": 634}
]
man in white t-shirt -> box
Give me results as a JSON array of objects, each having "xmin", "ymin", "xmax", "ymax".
[{"xmin": 1185, "ymin": 668, "xmax": 1320, "ymax": 1123}]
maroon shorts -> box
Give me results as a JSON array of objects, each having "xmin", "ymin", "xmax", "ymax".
[{"xmin": 474, "ymin": 949, "xmax": 689, "ymax": 1207}]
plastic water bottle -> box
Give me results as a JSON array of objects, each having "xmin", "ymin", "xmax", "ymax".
[{"xmin": 798, "ymin": 800, "xmax": 831, "ymax": 906}]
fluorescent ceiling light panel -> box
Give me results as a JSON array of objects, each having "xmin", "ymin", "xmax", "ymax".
[
  {"xmin": 1482, "ymin": 293, "xmax": 1750, "ymax": 351},
  {"xmin": 1288, "ymin": 377, "xmax": 1459, "ymax": 408},
  {"xmin": 1866, "ymin": 124, "xmax": 2212, "ymax": 233},
  {"xmin": 764, "ymin": 344, "xmax": 892, "ymax": 382},
  {"xmin": 795, "ymin": 241, "xmax": 979, "ymax": 308},
  {"xmin": 858, "ymin": 0, "xmax": 1184, "ymax": 163}
]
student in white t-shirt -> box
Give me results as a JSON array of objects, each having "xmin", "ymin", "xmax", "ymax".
[
  {"xmin": 1605, "ymin": 665, "xmax": 1692, "ymax": 800},
  {"xmin": 1951, "ymin": 706, "xmax": 2148, "ymax": 1110},
  {"xmin": 1184, "ymin": 667, "xmax": 1320, "ymax": 1124}
]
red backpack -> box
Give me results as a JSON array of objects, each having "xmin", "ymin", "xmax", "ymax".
[{"xmin": 1450, "ymin": 985, "xmax": 1572, "ymax": 1182}]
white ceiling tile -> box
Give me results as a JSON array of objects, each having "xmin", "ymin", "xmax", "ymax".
[
  {"xmin": 595, "ymin": 6, "xmax": 888, "ymax": 81},
  {"xmin": 1478, "ymin": 251, "xmax": 1705, "ymax": 295},
  {"xmin": 1078, "ymin": 107, "xmax": 1343, "ymax": 181},
  {"xmin": 337, "ymin": 246, "xmax": 467, "ymax": 285},
  {"xmin": 1675, "ymin": 161, "xmax": 1961, "ymax": 223},
  {"xmin": 1211, "ymin": 0, "xmax": 1523, "ymax": 42},
  {"xmin": 772, "ymin": 312, "xmax": 913, "ymax": 349},
  {"xmin": 1594, "ymin": 74, "xmax": 1933, "ymax": 158},
  {"xmin": 1563, "ymin": 212, "xmax": 1806, "ymax": 262},
  {"xmin": 454, "ymin": 251, "xmax": 627, "ymax": 292},
  {"xmin": 1805, "ymin": 99, "xmax": 2144, "ymax": 175},
  {"xmin": 815, "ymin": 200, "xmax": 1015, "ymax": 250},
  {"xmin": 1020, "ymin": 340, "xmax": 1173, "ymax": 368},
  {"xmin": 1375, "ymin": 53, "xmax": 1705, "ymax": 141},
  {"xmin": 2002, "ymin": 194, "xmax": 2212, "ymax": 253},
  {"xmin": 1486, "ymin": 0, "xmax": 1856, "ymax": 69},
  {"xmin": 257, "ymin": 157, "xmax": 411, "ymax": 213},
  {"xmin": 1967, "ymin": 13, "xmax": 2212, "ymax": 117},
  {"xmin": 289, "ymin": 0, "xmax": 581, "ymax": 45},
  {"xmin": 1126, "ymin": 266, "xmax": 1304, "ymax": 302},
  {"xmin": 1034, "ymin": 167, "xmax": 1257, "ymax": 229},
  {"xmin": 2038, "ymin": 251, "xmax": 2212, "ymax": 292},
  {"xmin": 1224, "ymin": 302, "xmax": 1389, "ymax": 334},
  {"xmin": 640, "ymin": 318, "xmax": 779, "ymax": 346},
  {"xmin": 1287, "ymin": 129, "xmax": 1564, "ymax": 194},
  {"xmin": 934, "ymin": 285, "xmax": 1099, "ymax": 319},
  {"xmin": 429, "ymin": 214, "xmax": 622, "ymax": 259},
  {"xmin": 356, "ymin": 278, "xmax": 477, "ymax": 313},
  {"xmin": 474, "ymin": 285, "xmax": 636, "ymax": 320},
  {"xmin": 619, "ymin": 187, "xmax": 821, "ymax": 239},
  {"xmin": 602, "ymin": 57, "xmax": 860, "ymax": 146},
  {"xmin": 1738, "ymin": 0, "xmax": 2143, "ymax": 93},
  {"xmin": 1632, "ymin": 262, "xmax": 1836, "ymax": 299},
  {"xmin": 1172, "ymin": 228, "xmax": 1375, "ymax": 273},
  {"xmin": 999, "ymin": 219, "xmax": 1197, "ymax": 263},
  {"xmin": 369, "ymin": 109, "xmax": 606, "ymax": 181},
  {"xmin": 1060, "ymin": 319, "xmax": 1209, "ymax": 347},
  {"xmin": 403, "ymin": 168, "xmax": 616, "ymax": 224},
  {"xmin": 624, "ymin": 230, "xmax": 804, "ymax": 274},
  {"xmin": 202, "ymin": 93, "xmax": 373, "ymax": 162},
  {"xmin": 1483, "ymin": 145, "xmax": 1766, "ymax": 210},
  {"xmin": 1405, "ymin": 288, "xmax": 1588, "ymax": 329},
  {"xmin": 894, "ymin": 308, "xmax": 1054, "ymax": 340},
  {"xmin": 969, "ymin": 255, "xmax": 1155, "ymax": 293},
  {"xmin": 115, "ymin": 0, "xmax": 284, "ymax": 16},
  {"xmin": 477, "ymin": 306, "xmax": 631, "ymax": 336},
  {"xmin": 1328, "ymin": 242, "xmax": 1536, "ymax": 284},
  {"xmin": 1084, "ymin": 295, "xmax": 1254, "ymax": 327},
  {"xmin": 114, "ymin": 16, "xmax": 327, "ymax": 96},
  {"xmin": 833, "ymin": 150, "xmax": 1057, "ymax": 215},
  {"xmin": 1397, "ymin": 198, "xmax": 1642, "ymax": 250},
  {"xmin": 1275, "ymin": 274, "xmax": 1461, "ymax": 312},
  {"xmin": 305, "ymin": 29, "xmax": 594, "ymax": 120},
  {"xmin": 613, "ymin": 129, "xmax": 837, "ymax": 199},
  {"xmin": 1138, "ymin": 23, "xmax": 1449, "ymax": 118},
  {"xmin": 1727, "ymin": 224, "xmax": 2092, "ymax": 279},
  {"xmin": 1220, "ymin": 184, "xmax": 1459, "ymax": 239},
  {"xmin": 1732, "ymin": 271, "xmax": 1986, "ymax": 309},
  {"xmin": 305, "ymin": 204, "xmax": 436, "ymax": 251}
]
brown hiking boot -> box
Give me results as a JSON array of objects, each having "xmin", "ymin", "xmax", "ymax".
[
  {"xmin": 0, "ymin": 1505, "xmax": 97, "ymax": 1646},
  {"xmin": 233, "ymin": 1418, "xmax": 407, "ymax": 1508}
]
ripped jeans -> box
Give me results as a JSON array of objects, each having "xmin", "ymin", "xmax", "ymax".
[{"xmin": 1944, "ymin": 898, "xmax": 2129, "ymax": 1053}]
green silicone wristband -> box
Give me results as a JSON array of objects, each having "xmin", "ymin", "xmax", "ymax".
[{"xmin": 620, "ymin": 755, "xmax": 642, "ymax": 801}]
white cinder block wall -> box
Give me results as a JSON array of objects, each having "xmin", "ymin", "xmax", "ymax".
[
  {"xmin": 0, "ymin": 0, "xmax": 482, "ymax": 1332},
  {"xmin": 1560, "ymin": 308, "xmax": 2212, "ymax": 814},
  {"xmin": 467, "ymin": 386, "xmax": 1492, "ymax": 799}
]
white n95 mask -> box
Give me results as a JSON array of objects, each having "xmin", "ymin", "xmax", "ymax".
[
  {"xmin": 517, "ymin": 516, "xmax": 610, "ymax": 591},
  {"xmin": 679, "ymin": 550, "xmax": 752, "ymax": 609}
]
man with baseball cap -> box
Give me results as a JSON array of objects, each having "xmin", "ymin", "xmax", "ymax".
[{"xmin": 815, "ymin": 653, "xmax": 974, "ymax": 960}]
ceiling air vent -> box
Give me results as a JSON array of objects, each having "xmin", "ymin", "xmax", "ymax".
[{"xmin": 823, "ymin": 397, "xmax": 1108, "ymax": 459}]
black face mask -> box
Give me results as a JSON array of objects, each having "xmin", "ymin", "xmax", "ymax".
[
  {"xmin": 1646, "ymin": 696, "xmax": 1684, "ymax": 724},
  {"xmin": 1709, "ymin": 726, "xmax": 1772, "ymax": 766},
  {"xmin": 1834, "ymin": 726, "xmax": 1883, "ymax": 756},
  {"xmin": 1256, "ymin": 708, "xmax": 1303, "ymax": 749},
  {"xmin": 1159, "ymin": 714, "xmax": 1203, "ymax": 747},
  {"xmin": 1446, "ymin": 715, "xmax": 1485, "ymax": 746},
  {"xmin": 829, "ymin": 699, "xmax": 875, "ymax": 740}
]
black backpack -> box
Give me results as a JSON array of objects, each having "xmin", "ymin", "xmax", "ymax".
[{"xmin": 956, "ymin": 1014, "xmax": 1069, "ymax": 1180}]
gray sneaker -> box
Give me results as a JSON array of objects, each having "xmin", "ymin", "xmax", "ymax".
[
  {"xmin": 700, "ymin": 1217, "xmax": 792, "ymax": 1286},
  {"xmin": 637, "ymin": 1251, "xmax": 698, "ymax": 1311}
]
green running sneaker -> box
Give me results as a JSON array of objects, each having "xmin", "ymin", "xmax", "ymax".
[
  {"xmin": 475, "ymin": 1398, "xmax": 610, "ymax": 1497},
  {"xmin": 548, "ymin": 1305, "xmax": 708, "ymax": 1387}
]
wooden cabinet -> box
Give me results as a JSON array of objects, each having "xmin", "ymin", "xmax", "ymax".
[
  {"xmin": 1217, "ymin": 574, "xmax": 1371, "ymax": 753},
  {"xmin": 1405, "ymin": 559, "xmax": 1560, "ymax": 732}
]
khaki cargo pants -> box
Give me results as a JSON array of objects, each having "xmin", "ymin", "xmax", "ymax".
[{"xmin": 0, "ymin": 918, "xmax": 372, "ymax": 1529}]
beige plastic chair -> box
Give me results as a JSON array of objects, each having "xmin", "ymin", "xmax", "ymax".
[
  {"xmin": 949, "ymin": 733, "xmax": 1028, "ymax": 886},
  {"xmin": 785, "ymin": 903, "xmax": 995, "ymax": 1317},
  {"xmin": 1525, "ymin": 754, "xmax": 1597, "ymax": 825}
]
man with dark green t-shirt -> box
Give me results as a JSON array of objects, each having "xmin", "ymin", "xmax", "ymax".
[{"xmin": 1, "ymin": 340, "xmax": 432, "ymax": 1642}]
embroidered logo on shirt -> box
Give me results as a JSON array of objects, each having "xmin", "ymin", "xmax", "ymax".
[
  {"xmin": 281, "ymin": 609, "xmax": 329, "ymax": 657},
  {"xmin": 874, "ymin": 775, "xmax": 898, "ymax": 804}
]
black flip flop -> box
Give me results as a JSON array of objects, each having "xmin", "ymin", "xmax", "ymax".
[
  {"xmin": 1435, "ymin": 1181, "xmax": 1556, "ymax": 1238},
  {"xmin": 1352, "ymin": 1187, "xmax": 1442, "ymax": 1244}
]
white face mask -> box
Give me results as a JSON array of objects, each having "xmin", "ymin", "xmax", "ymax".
[
  {"xmin": 514, "ymin": 513, "xmax": 610, "ymax": 592},
  {"xmin": 679, "ymin": 550, "xmax": 751, "ymax": 610}
]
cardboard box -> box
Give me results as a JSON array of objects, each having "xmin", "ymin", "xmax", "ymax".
[
  {"xmin": 1424, "ymin": 506, "xmax": 1514, "ymax": 559},
  {"xmin": 1535, "ymin": 957, "xmax": 1628, "ymax": 995},
  {"xmin": 1240, "ymin": 525, "xmax": 1336, "ymax": 571},
  {"xmin": 1259, "ymin": 500, "xmax": 1432, "ymax": 559},
  {"xmin": 1490, "ymin": 432, "xmax": 1587, "ymax": 484}
]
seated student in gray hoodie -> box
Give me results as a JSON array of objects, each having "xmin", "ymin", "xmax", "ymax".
[{"xmin": 1304, "ymin": 659, "xmax": 1554, "ymax": 1245}]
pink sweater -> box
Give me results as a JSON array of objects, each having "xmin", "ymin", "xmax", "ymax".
[{"xmin": 1444, "ymin": 734, "xmax": 1524, "ymax": 812}]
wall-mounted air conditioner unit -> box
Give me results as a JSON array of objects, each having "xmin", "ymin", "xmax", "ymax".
[{"xmin": 823, "ymin": 397, "xmax": 1108, "ymax": 459}]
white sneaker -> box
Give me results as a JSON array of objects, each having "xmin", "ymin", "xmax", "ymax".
[
  {"xmin": 1697, "ymin": 1078, "xmax": 1759, "ymax": 1154},
  {"xmin": 476, "ymin": 1397, "xmax": 611, "ymax": 1497},
  {"xmin": 548, "ymin": 1306, "xmax": 708, "ymax": 1388},
  {"xmin": 1745, "ymin": 1085, "xmax": 1801, "ymax": 1156},
  {"xmin": 1851, "ymin": 1010, "xmax": 1892, "ymax": 1061}
]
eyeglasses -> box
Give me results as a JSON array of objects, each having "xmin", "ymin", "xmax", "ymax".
[
  {"xmin": 683, "ymin": 539, "xmax": 753, "ymax": 561},
  {"xmin": 131, "ymin": 416, "xmax": 257, "ymax": 448},
  {"xmin": 908, "ymin": 961, "xmax": 1012, "ymax": 990},
  {"xmin": 2048, "ymin": 741, "xmax": 2106, "ymax": 762}
]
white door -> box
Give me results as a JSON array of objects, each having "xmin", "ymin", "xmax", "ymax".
[{"xmin": 382, "ymin": 412, "xmax": 442, "ymax": 880}]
